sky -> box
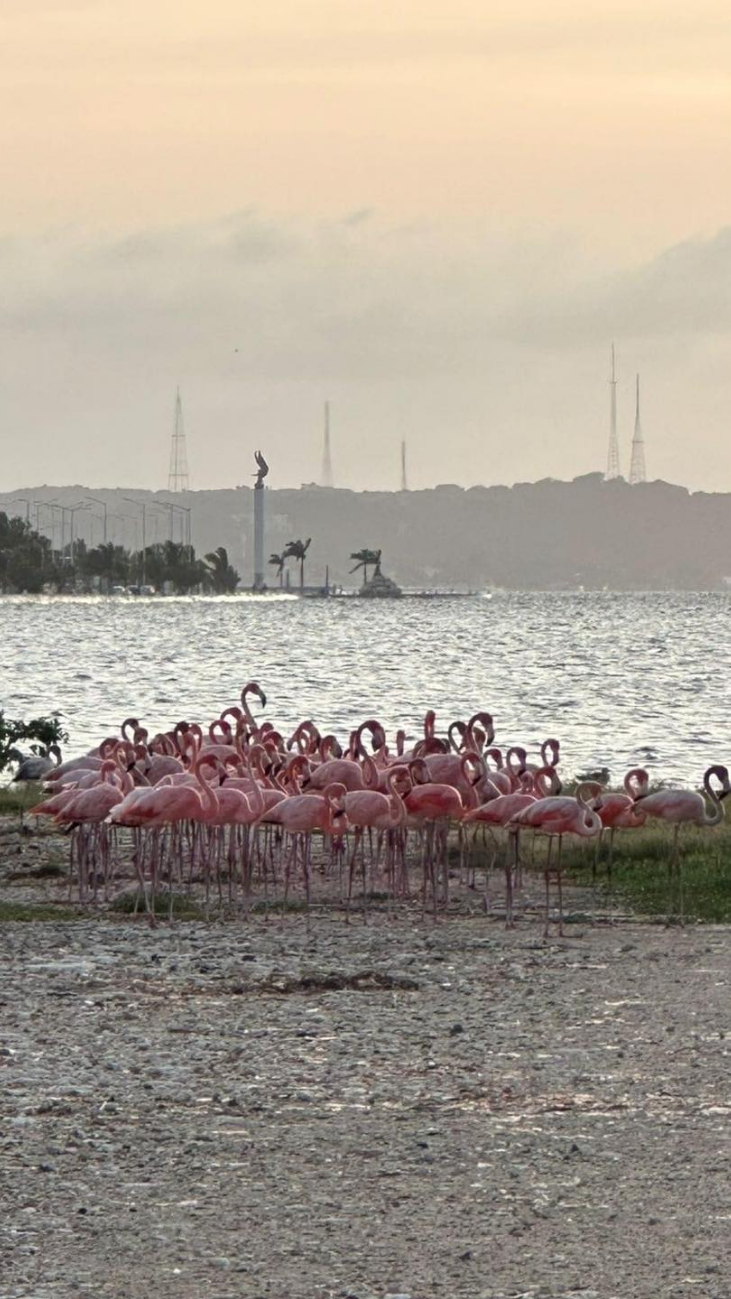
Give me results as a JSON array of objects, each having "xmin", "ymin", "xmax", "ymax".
[{"xmin": 1, "ymin": 0, "xmax": 730, "ymax": 493}]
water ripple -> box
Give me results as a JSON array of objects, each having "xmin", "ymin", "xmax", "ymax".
[{"xmin": 1, "ymin": 591, "xmax": 730, "ymax": 784}]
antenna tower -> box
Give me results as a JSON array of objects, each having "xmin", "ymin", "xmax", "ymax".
[
  {"xmin": 168, "ymin": 388, "xmax": 190, "ymax": 492},
  {"xmin": 629, "ymin": 373, "xmax": 647, "ymax": 484},
  {"xmin": 400, "ymin": 440, "xmax": 408, "ymax": 491},
  {"xmin": 605, "ymin": 343, "xmax": 621, "ymax": 479},
  {"xmin": 321, "ymin": 401, "xmax": 334, "ymax": 487}
]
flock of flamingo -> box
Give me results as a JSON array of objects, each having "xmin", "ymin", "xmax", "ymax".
[{"xmin": 25, "ymin": 681, "xmax": 730, "ymax": 932}]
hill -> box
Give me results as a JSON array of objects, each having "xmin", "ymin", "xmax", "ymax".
[{"xmin": 4, "ymin": 474, "xmax": 731, "ymax": 590}]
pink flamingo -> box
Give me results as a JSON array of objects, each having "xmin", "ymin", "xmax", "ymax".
[
  {"xmin": 304, "ymin": 721, "xmax": 383, "ymax": 791},
  {"xmin": 462, "ymin": 768, "xmax": 558, "ymax": 923},
  {"xmin": 240, "ymin": 681, "xmax": 267, "ymax": 735},
  {"xmin": 394, "ymin": 759, "xmax": 465, "ymax": 912},
  {"xmin": 632, "ymin": 765, "xmax": 730, "ymax": 913},
  {"xmin": 343, "ymin": 765, "xmax": 405, "ymax": 914},
  {"xmin": 265, "ymin": 782, "xmax": 347, "ymax": 908},
  {"xmin": 510, "ymin": 782, "xmax": 602, "ymax": 935},
  {"xmin": 595, "ymin": 768, "xmax": 649, "ymax": 875},
  {"xmin": 55, "ymin": 761, "xmax": 131, "ymax": 901}
]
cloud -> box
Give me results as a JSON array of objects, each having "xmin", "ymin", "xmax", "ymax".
[
  {"xmin": 0, "ymin": 212, "xmax": 729, "ymax": 493},
  {"xmin": 2, "ymin": 214, "xmax": 728, "ymax": 370}
]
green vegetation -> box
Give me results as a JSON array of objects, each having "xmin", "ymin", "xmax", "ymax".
[
  {"xmin": 109, "ymin": 891, "xmax": 206, "ymax": 920},
  {"xmin": 269, "ymin": 551, "xmax": 286, "ymax": 586},
  {"xmin": 0, "ymin": 511, "xmax": 240, "ymax": 594},
  {"xmin": 349, "ymin": 548, "xmax": 382, "ymax": 585},
  {"xmin": 0, "ymin": 712, "xmax": 68, "ymax": 775},
  {"xmin": 283, "ymin": 538, "xmax": 311, "ymax": 589},
  {"xmin": 563, "ymin": 823, "xmax": 731, "ymax": 923},
  {"xmin": 0, "ymin": 902, "xmax": 82, "ymax": 922},
  {"xmin": 203, "ymin": 546, "xmax": 240, "ymax": 593}
]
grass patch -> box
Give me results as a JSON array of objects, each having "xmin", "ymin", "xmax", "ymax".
[
  {"xmin": 109, "ymin": 890, "xmax": 207, "ymax": 920},
  {"xmin": 0, "ymin": 785, "xmax": 40, "ymax": 815},
  {"xmin": 0, "ymin": 901, "xmax": 82, "ymax": 922},
  {"xmin": 561, "ymin": 823, "xmax": 731, "ymax": 923},
  {"xmin": 464, "ymin": 819, "xmax": 731, "ymax": 923}
]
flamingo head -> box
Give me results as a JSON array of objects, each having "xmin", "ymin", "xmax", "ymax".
[
  {"xmin": 576, "ymin": 780, "xmax": 604, "ymax": 810},
  {"xmin": 540, "ymin": 737, "xmax": 560, "ymax": 768},
  {"xmin": 707, "ymin": 765, "xmax": 731, "ymax": 799},
  {"xmin": 467, "ymin": 712, "xmax": 496, "ymax": 747},
  {"xmin": 241, "ymin": 681, "xmax": 267, "ymax": 711},
  {"xmin": 408, "ymin": 757, "xmax": 430, "ymax": 786}
]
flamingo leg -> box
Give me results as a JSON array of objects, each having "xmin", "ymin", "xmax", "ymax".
[
  {"xmin": 556, "ymin": 835, "xmax": 564, "ymax": 936},
  {"xmin": 543, "ymin": 835, "xmax": 553, "ymax": 937},
  {"xmin": 593, "ymin": 826, "xmax": 603, "ymax": 880},
  {"xmin": 346, "ymin": 828, "xmax": 362, "ymax": 922},
  {"xmin": 504, "ymin": 830, "xmax": 517, "ymax": 929}
]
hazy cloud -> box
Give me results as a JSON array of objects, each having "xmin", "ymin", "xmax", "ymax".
[{"xmin": 1, "ymin": 214, "xmax": 730, "ymax": 493}]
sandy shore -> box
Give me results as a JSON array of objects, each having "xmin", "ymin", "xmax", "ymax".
[{"xmin": 1, "ymin": 878, "xmax": 730, "ymax": 1299}]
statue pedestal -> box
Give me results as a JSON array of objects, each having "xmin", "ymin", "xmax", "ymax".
[{"xmin": 253, "ymin": 482, "xmax": 265, "ymax": 590}]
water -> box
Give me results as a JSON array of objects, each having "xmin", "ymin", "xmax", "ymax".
[{"xmin": 2, "ymin": 592, "xmax": 730, "ymax": 785}]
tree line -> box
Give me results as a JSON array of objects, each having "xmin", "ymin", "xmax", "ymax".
[{"xmin": 0, "ymin": 512, "xmax": 240, "ymax": 594}]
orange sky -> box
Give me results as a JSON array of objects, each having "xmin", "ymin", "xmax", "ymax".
[
  {"xmin": 0, "ymin": 1, "xmax": 729, "ymax": 492},
  {"xmin": 1, "ymin": 1, "xmax": 729, "ymax": 254}
]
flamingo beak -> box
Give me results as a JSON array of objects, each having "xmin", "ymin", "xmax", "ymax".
[
  {"xmin": 258, "ymin": 688, "xmax": 267, "ymax": 709},
  {"xmin": 719, "ymin": 787, "xmax": 730, "ymax": 800}
]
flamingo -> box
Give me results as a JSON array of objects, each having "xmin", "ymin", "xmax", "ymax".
[
  {"xmin": 304, "ymin": 720, "xmax": 383, "ymax": 791},
  {"xmin": 240, "ymin": 681, "xmax": 267, "ymax": 735},
  {"xmin": 462, "ymin": 768, "xmax": 558, "ymax": 923},
  {"xmin": 342, "ymin": 766, "xmax": 405, "ymax": 913},
  {"xmin": 51, "ymin": 761, "xmax": 131, "ymax": 901},
  {"xmin": 265, "ymin": 782, "xmax": 347, "ymax": 908},
  {"xmin": 12, "ymin": 744, "xmax": 62, "ymax": 785},
  {"xmin": 395, "ymin": 759, "xmax": 465, "ymax": 912},
  {"xmin": 510, "ymin": 782, "xmax": 602, "ymax": 935},
  {"xmin": 632, "ymin": 765, "xmax": 730, "ymax": 916},
  {"xmin": 595, "ymin": 768, "xmax": 649, "ymax": 875}
]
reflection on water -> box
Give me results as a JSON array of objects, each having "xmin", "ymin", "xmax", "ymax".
[{"xmin": 2, "ymin": 592, "xmax": 730, "ymax": 784}]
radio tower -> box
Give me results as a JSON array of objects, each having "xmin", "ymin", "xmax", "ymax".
[
  {"xmin": 400, "ymin": 440, "xmax": 408, "ymax": 491},
  {"xmin": 605, "ymin": 343, "xmax": 621, "ymax": 479},
  {"xmin": 168, "ymin": 387, "xmax": 190, "ymax": 492},
  {"xmin": 629, "ymin": 373, "xmax": 647, "ymax": 484},
  {"xmin": 320, "ymin": 401, "xmax": 334, "ymax": 487}
]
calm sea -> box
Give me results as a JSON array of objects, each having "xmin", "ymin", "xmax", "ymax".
[{"xmin": 2, "ymin": 592, "xmax": 730, "ymax": 785}]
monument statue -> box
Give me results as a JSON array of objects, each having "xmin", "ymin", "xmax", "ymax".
[{"xmin": 254, "ymin": 450, "xmax": 269, "ymax": 488}]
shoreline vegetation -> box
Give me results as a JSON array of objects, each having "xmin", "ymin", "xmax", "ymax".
[{"xmin": 0, "ymin": 511, "xmax": 239, "ymax": 595}]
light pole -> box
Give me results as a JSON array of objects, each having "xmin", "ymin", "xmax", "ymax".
[
  {"xmin": 45, "ymin": 500, "xmax": 71, "ymax": 558},
  {"xmin": 8, "ymin": 497, "xmax": 31, "ymax": 524},
  {"xmin": 179, "ymin": 505, "xmax": 192, "ymax": 551},
  {"xmin": 123, "ymin": 497, "xmax": 149, "ymax": 586},
  {"xmin": 153, "ymin": 500, "xmax": 191, "ymax": 549},
  {"xmin": 85, "ymin": 495, "xmax": 108, "ymax": 544},
  {"xmin": 67, "ymin": 503, "xmax": 90, "ymax": 567},
  {"xmin": 153, "ymin": 499, "xmax": 176, "ymax": 543}
]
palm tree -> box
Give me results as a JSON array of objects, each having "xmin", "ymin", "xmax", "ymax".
[
  {"xmin": 283, "ymin": 538, "xmax": 311, "ymax": 590},
  {"xmin": 349, "ymin": 548, "xmax": 381, "ymax": 587},
  {"xmin": 204, "ymin": 546, "xmax": 240, "ymax": 593},
  {"xmin": 269, "ymin": 551, "xmax": 286, "ymax": 588}
]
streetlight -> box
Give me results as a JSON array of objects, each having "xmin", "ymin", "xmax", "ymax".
[
  {"xmin": 67, "ymin": 502, "xmax": 91, "ymax": 566},
  {"xmin": 7, "ymin": 496, "xmax": 31, "ymax": 523},
  {"xmin": 45, "ymin": 500, "xmax": 71, "ymax": 556},
  {"xmin": 153, "ymin": 499, "xmax": 191, "ymax": 548},
  {"xmin": 85, "ymin": 495, "xmax": 108, "ymax": 545},
  {"xmin": 123, "ymin": 497, "xmax": 152, "ymax": 586}
]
